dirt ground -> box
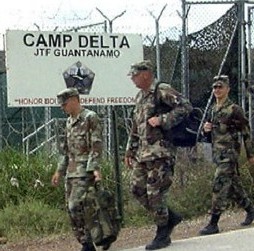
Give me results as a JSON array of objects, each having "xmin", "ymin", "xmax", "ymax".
[{"xmin": 0, "ymin": 210, "xmax": 252, "ymax": 251}]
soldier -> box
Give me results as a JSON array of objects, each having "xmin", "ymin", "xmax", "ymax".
[
  {"xmin": 199, "ymin": 75, "xmax": 254, "ymax": 235},
  {"xmin": 124, "ymin": 60, "xmax": 192, "ymax": 250},
  {"xmin": 51, "ymin": 88, "xmax": 114, "ymax": 251}
]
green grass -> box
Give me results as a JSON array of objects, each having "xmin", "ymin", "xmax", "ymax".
[
  {"xmin": 0, "ymin": 199, "xmax": 70, "ymax": 240},
  {"xmin": 0, "ymin": 148, "xmax": 252, "ymax": 241}
]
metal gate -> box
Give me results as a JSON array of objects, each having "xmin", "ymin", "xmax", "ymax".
[{"xmin": 182, "ymin": 0, "xmax": 254, "ymax": 137}]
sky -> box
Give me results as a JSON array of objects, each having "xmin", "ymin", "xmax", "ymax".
[{"xmin": 0, "ymin": 0, "xmax": 234, "ymax": 50}]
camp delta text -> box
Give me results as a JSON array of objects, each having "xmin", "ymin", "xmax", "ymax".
[{"xmin": 23, "ymin": 33, "xmax": 131, "ymax": 58}]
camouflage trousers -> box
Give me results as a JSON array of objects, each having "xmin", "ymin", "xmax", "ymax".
[
  {"xmin": 65, "ymin": 174, "xmax": 95, "ymax": 245},
  {"xmin": 131, "ymin": 158, "xmax": 175, "ymax": 226},
  {"xmin": 211, "ymin": 161, "xmax": 253, "ymax": 214}
]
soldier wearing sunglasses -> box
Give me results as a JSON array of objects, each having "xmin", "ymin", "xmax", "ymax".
[{"xmin": 200, "ymin": 75, "xmax": 254, "ymax": 235}]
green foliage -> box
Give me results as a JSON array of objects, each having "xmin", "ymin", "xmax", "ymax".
[
  {"xmin": 0, "ymin": 199, "xmax": 69, "ymax": 240},
  {"xmin": 238, "ymin": 154, "xmax": 254, "ymax": 201},
  {"xmin": 0, "ymin": 149, "xmax": 65, "ymax": 209},
  {"xmin": 0, "ymin": 148, "xmax": 253, "ymax": 240},
  {"xmin": 171, "ymin": 168, "xmax": 214, "ymax": 219},
  {"xmin": 123, "ymin": 200, "xmax": 151, "ymax": 227}
]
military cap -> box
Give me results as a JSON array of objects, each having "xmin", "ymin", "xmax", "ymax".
[
  {"xmin": 212, "ymin": 75, "xmax": 229, "ymax": 88},
  {"xmin": 57, "ymin": 87, "xmax": 79, "ymax": 105},
  {"xmin": 128, "ymin": 60, "xmax": 153, "ymax": 76}
]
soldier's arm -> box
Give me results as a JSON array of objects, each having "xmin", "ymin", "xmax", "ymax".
[
  {"xmin": 125, "ymin": 120, "xmax": 139, "ymax": 159},
  {"xmin": 157, "ymin": 85, "xmax": 193, "ymax": 130},
  {"xmin": 234, "ymin": 106, "xmax": 254, "ymax": 159},
  {"xmin": 86, "ymin": 112, "xmax": 103, "ymax": 172},
  {"xmin": 56, "ymin": 129, "xmax": 68, "ymax": 176}
]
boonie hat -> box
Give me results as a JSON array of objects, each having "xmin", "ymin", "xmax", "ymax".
[
  {"xmin": 128, "ymin": 60, "xmax": 153, "ymax": 76},
  {"xmin": 212, "ymin": 75, "xmax": 229, "ymax": 88},
  {"xmin": 57, "ymin": 88, "xmax": 79, "ymax": 105}
]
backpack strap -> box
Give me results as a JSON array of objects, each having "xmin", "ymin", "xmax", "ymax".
[{"xmin": 153, "ymin": 82, "xmax": 170, "ymax": 113}]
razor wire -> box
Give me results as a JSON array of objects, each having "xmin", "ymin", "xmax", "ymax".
[
  {"xmin": 1, "ymin": 1, "xmax": 254, "ymax": 153},
  {"xmin": 0, "ymin": 4, "xmax": 181, "ymax": 154}
]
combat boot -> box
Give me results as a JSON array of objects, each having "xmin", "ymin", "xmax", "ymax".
[
  {"xmin": 199, "ymin": 213, "xmax": 220, "ymax": 235},
  {"xmin": 81, "ymin": 242, "xmax": 96, "ymax": 251},
  {"xmin": 102, "ymin": 235, "xmax": 117, "ymax": 250},
  {"xmin": 241, "ymin": 206, "xmax": 254, "ymax": 226},
  {"xmin": 167, "ymin": 208, "xmax": 182, "ymax": 235},
  {"xmin": 145, "ymin": 225, "xmax": 171, "ymax": 250}
]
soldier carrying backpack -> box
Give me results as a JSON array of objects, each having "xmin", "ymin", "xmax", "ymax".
[
  {"xmin": 153, "ymin": 82, "xmax": 202, "ymax": 148},
  {"xmin": 125, "ymin": 60, "xmax": 195, "ymax": 250},
  {"xmin": 52, "ymin": 88, "xmax": 120, "ymax": 251}
]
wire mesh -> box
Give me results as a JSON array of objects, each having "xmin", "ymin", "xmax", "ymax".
[{"xmin": 0, "ymin": 1, "xmax": 254, "ymax": 153}]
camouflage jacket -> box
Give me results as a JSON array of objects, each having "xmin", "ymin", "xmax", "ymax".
[
  {"xmin": 209, "ymin": 98, "xmax": 254, "ymax": 163},
  {"xmin": 57, "ymin": 108, "xmax": 103, "ymax": 178},
  {"xmin": 125, "ymin": 82, "xmax": 192, "ymax": 162}
]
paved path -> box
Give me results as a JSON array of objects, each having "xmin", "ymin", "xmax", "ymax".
[{"xmin": 120, "ymin": 227, "xmax": 254, "ymax": 251}]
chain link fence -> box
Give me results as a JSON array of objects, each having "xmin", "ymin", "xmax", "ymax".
[
  {"xmin": 0, "ymin": 3, "xmax": 182, "ymax": 155},
  {"xmin": 0, "ymin": 1, "xmax": 254, "ymax": 155},
  {"xmin": 247, "ymin": 6, "xmax": 254, "ymax": 136}
]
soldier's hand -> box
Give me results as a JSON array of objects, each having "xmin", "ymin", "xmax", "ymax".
[
  {"xmin": 125, "ymin": 156, "xmax": 133, "ymax": 169},
  {"xmin": 94, "ymin": 170, "xmax": 102, "ymax": 182},
  {"xmin": 148, "ymin": 116, "xmax": 160, "ymax": 127},
  {"xmin": 203, "ymin": 122, "xmax": 212, "ymax": 132},
  {"xmin": 51, "ymin": 171, "xmax": 61, "ymax": 187},
  {"xmin": 248, "ymin": 157, "xmax": 254, "ymax": 165}
]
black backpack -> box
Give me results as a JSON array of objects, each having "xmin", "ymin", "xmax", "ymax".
[{"xmin": 154, "ymin": 82, "xmax": 203, "ymax": 147}]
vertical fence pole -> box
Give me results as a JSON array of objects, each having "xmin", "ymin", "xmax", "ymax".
[
  {"xmin": 181, "ymin": 0, "xmax": 189, "ymax": 98},
  {"xmin": 247, "ymin": 6, "xmax": 254, "ymax": 137},
  {"xmin": 237, "ymin": 0, "xmax": 246, "ymax": 110},
  {"xmin": 155, "ymin": 19, "xmax": 161, "ymax": 81},
  {"xmin": 148, "ymin": 4, "xmax": 167, "ymax": 82},
  {"xmin": 0, "ymin": 73, "xmax": 3, "ymax": 151}
]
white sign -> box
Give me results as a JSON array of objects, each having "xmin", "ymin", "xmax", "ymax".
[{"xmin": 6, "ymin": 30, "xmax": 143, "ymax": 107}]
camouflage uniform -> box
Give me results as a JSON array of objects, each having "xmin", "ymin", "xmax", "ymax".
[
  {"xmin": 209, "ymin": 98, "xmax": 254, "ymax": 214},
  {"xmin": 199, "ymin": 75, "xmax": 254, "ymax": 236},
  {"xmin": 57, "ymin": 90, "xmax": 103, "ymax": 245},
  {"xmin": 126, "ymin": 81, "xmax": 192, "ymax": 226}
]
